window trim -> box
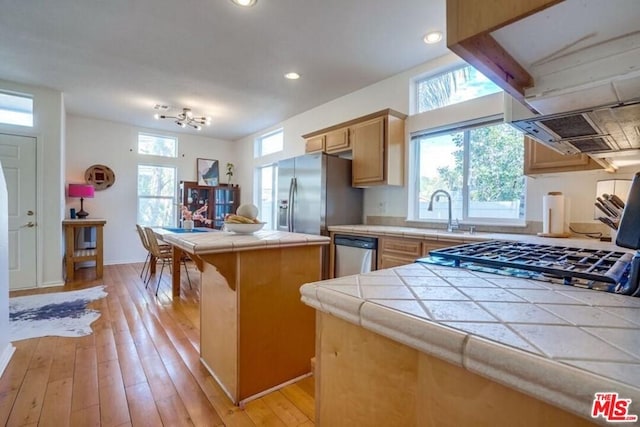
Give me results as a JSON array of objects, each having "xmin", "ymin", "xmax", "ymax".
[
  {"xmin": 254, "ymin": 128, "xmax": 284, "ymax": 158},
  {"xmin": 0, "ymin": 90, "xmax": 34, "ymax": 128},
  {"xmin": 137, "ymin": 131, "xmax": 178, "ymax": 158}
]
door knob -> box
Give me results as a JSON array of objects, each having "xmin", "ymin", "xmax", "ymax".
[
  {"xmin": 27, "ymin": 210, "xmax": 34, "ymax": 216},
  {"xmin": 21, "ymin": 222, "xmax": 35, "ymax": 228}
]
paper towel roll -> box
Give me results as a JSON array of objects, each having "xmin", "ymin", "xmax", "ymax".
[{"xmin": 542, "ymin": 192, "xmax": 565, "ymax": 235}]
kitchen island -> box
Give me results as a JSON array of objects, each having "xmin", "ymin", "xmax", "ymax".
[
  {"xmin": 164, "ymin": 229, "xmax": 330, "ymax": 405},
  {"xmin": 301, "ymin": 261, "xmax": 640, "ymax": 426}
]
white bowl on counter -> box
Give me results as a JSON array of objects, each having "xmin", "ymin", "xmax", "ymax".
[{"xmin": 224, "ymin": 222, "xmax": 266, "ymax": 234}]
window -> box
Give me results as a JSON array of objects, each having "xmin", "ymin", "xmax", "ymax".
[
  {"xmin": 137, "ymin": 132, "xmax": 178, "ymax": 226},
  {"xmin": 415, "ymin": 65, "xmax": 502, "ymax": 114},
  {"xmin": 255, "ymin": 129, "xmax": 283, "ymax": 157},
  {"xmin": 137, "ymin": 164, "xmax": 176, "ymax": 226},
  {"xmin": 138, "ymin": 132, "xmax": 177, "ymax": 157},
  {"xmin": 0, "ymin": 91, "xmax": 33, "ymax": 127},
  {"xmin": 413, "ymin": 121, "xmax": 525, "ymax": 223},
  {"xmin": 255, "ymin": 164, "xmax": 278, "ymax": 230}
]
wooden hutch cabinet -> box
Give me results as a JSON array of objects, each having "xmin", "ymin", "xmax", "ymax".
[{"xmin": 179, "ymin": 181, "xmax": 240, "ymax": 230}]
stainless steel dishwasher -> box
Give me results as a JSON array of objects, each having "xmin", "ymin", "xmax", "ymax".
[{"xmin": 334, "ymin": 234, "xmax": 377, "ymax": 277}]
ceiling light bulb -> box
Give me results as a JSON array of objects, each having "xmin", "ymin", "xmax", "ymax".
[
  {"xmin": 284, "ymin": 72, "xmax": 300, "ymax": 80},
  {"xmin": 195, "ymin": 125, "xmax": 202, "ymax": 131},
  {"xmin": 423, "ymin": 31, "xmax": 443, "ymax": 44},
  {"xmin": 231, "ymin": 0, "xmax": 256, "ymax": 6},
  {"xmin": 153, "ymin": 113, "xmax": 160, "ymax": 120}
]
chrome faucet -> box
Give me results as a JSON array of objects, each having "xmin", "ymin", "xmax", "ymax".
[{"xmin": 427, "ymin": 189, "xmax": 458, "ymax": 232}]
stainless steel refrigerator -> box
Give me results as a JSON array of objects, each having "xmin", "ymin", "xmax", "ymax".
[{"xmin": 277, "ymin": 153, "xmax": 363, "ymax": 236}]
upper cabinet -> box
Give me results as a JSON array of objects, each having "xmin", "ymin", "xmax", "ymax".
[
  {"xmin": 302, "ymin": 109, "xmax": 407, "ymax": 187},
  {"xmin": 524, "ymin": 137, "xmax": 603, "ymax": 175},
  {"xmin": 446, "ymin": 0, "xmax": 640, "ymax": 114}
]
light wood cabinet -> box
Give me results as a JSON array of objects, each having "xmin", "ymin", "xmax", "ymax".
[
  {"xmin": 351, "ymin": 111, "xmax": 405, "ymax": 187},
  {"xmin": 316, "ymin": 312, "xmax": 595, "ymax": 426},
  {"xmin": 305, "ymin": 135, "xmax": 325, "ymax": 153},
  {"xmin": 63, "ymin": 219, "xmax": 106, "ymax": 283},
  {"xmin": 199, "ymin": 245, "xmax": 321, "ymax": 404},
  {"xmin": 524, "ymin": 137, "xmax": 603, "ymax": 175},
  {"xmin": 423, "ymin": 237, "xmax": 465, "ymax": 255},
  {"xmin": 378, "ymin": 236, "xmax": 424, "ymax": 269},
  {"xmin": 304, "ymin": 127, "xmax": 350, "ymax": 154},
  {"xmin": 325, "ymin": 127, "xmax": 350, "ymax": 153},
  {"xmin": 302, "ymin": 109, "xmax": 407, "ymax": 186}
]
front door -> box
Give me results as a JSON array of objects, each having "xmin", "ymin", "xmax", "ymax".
[{"xmin": 0, "ymin": 133, "xmax": 37, "ymax": 289}]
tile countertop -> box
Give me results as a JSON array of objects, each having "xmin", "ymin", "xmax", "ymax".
[
  {"xmin": 300, "ymin": 262, "xmax": 640, "ymax": 425},
  {"xmin": 328, "ymin": 224, "xmax": 626, "ymax": 251},
  {"xmin": 162, "ymin": 229, "xmax": 330, "ymax": 255}
]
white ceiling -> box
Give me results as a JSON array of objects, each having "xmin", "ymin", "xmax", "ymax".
[{"xmin": 0, "ymin": 0, "xmax": 448, "ymax": 140}]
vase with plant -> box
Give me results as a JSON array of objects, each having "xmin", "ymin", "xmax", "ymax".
[
  {"xmin": 181, "ymin": 204, "xmax": 209, "ymax": 230},
  {"xmin": 226, "ymin": 162, "xmax": 235, "ymax": 186}
]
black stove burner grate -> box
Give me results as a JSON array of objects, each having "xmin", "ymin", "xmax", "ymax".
[{"xmin": 422, "ymin": 240, "xmax": 634, "ymax": 293}]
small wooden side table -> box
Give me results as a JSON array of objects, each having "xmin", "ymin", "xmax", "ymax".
[{"xmin": 63, "ymin": 218, "xmax": 107, "ymax": 282}]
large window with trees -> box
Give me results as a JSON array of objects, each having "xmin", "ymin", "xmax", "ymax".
[
  {"xmin": 413, "ymin": 121, "xmax": 525, "ymax": 223},
  {"xmin": 137, "ymin": 132, "xmax": 178, "ymax": 226}
]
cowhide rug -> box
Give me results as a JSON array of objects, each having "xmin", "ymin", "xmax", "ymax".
[{"xmin": 9, "ymin": 285, "xmax": 107, "ymax": 342}]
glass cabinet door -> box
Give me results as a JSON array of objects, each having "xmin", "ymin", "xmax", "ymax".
[{"xmin": 214, "ymin": 187, "xmax": 236, "ymax": 229}]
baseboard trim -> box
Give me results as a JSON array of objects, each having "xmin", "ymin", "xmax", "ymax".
[{"xmin": 0, "ymin": 343, "xmax": 16, "ymax": 378}]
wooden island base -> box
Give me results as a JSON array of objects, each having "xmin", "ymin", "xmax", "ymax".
[
  {"xmin": 316, "ymin": 313, "xmax": 596, "ymax": 427},
  {"xmin": 199, "ymin": 245, "xmax": 321, "ymax": 405}
]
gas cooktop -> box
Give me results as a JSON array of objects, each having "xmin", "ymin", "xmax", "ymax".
[{"xmin": 418, "ymin": 240, "xmax": 638, "ymax": 296}]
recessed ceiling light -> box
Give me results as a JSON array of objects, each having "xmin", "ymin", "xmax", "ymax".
[
  {"xmin": 284, "ymin": 72, "xmax": 300, "ymax": 80},
  {"xmin": 423, "ymin": 31, "xmax": 443, "ymax": 44},
  {"xmin": 231, "ymin": 0, "xmax": 257, "ymax": 6}
]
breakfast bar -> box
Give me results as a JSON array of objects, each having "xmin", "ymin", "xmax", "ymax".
[
  {"xmin": 163, "ymin": 229, "xmax": 330, "ymax": 404},
  {"xmin": 301, "ymin": 261, "xmax": 640, "ymax": 426}
]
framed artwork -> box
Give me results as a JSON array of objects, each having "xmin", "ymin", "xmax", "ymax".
[{"xmin": 197, "ymin": 158, "xmax": 219, "ymax": 186}]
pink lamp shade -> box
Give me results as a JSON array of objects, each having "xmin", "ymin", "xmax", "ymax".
[
  {"xmin": 68, "ymin": 183, "xmax": 95, "ymax": 199},
  {"xmin": 68, "ymin": 183, "xmax": 95, "ymax": 218}
]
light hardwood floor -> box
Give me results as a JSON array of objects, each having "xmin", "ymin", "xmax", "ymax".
[{"xmin": 1, "ymin": 263, "xmax": 315, "ymax": 427}]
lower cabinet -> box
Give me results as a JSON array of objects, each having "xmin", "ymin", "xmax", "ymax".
[
  {"xmin": 378, "ymin": 236, "xmax": 465, "ymax": 269},
  {"xmin": 378, "ymin": 237, "xmax": 424, "ymax": 269}
]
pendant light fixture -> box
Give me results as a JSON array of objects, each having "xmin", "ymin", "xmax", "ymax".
[{"xmin": 153, "ymin": 106, "xmax": 211, "ymax": 130}]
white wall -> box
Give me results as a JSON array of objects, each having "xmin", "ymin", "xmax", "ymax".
[
  {"xmin": 233, "ymin": 53, "xmax": 637, "ymax": 227},
  {"xmin": 0, "ymin": 79, "xmax": 65, "ymax": 287},
  {"xmin": 234, "ymin": 53, "xmax": 461, "ymax": 206},
  {"xmin": 0, "ymin": 161, "xmax": 15, "ymax": 376},
  {"xmin": 66, "ymin": 115, "xmax": 238, "ymax": 264}
]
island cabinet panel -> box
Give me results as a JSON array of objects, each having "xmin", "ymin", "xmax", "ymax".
[
  {"xmin": 199, "ymin": 245, "xmax": 321, "ymax": 404},
  {"xmin": 316, "ymin": 312, "xmax": 596, "ymax": 427}
]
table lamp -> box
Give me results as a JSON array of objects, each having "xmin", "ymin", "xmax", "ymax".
[{"xmin": 68, "ymin": 183, "xmax": 95, "ymax": 219}]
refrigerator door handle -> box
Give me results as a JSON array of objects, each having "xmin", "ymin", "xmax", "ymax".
[{"xmin": 288, "ymin": 177, "xmax": 297, "ymax": 232}]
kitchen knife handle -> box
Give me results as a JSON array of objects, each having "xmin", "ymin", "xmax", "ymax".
[{"xmin": 610, "ymin": 194, "xmax": 626, "ymax": 209}]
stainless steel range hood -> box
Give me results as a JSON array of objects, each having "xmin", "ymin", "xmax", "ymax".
[{"xmin": 509, "ymin": 98, "xmax": 640, "ymax": 156}]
